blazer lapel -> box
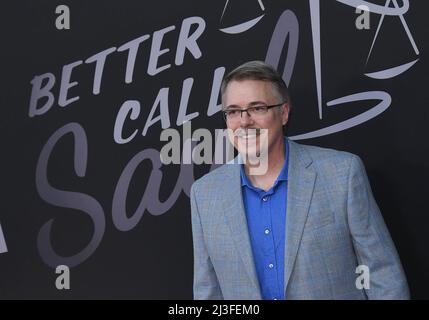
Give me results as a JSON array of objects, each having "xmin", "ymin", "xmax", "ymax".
[
  {"xmin": 284, "ymin": 140, "xmax": 316, "ymax": 293},
  {"xmin": 221, "ymin": 161, "xmax": 262, "ymax": 298}
]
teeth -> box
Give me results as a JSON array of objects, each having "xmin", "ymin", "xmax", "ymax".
[
  {"xmin": 236, "ymin": 134, "xmax": 259, "ymax": 138},
  {"xmin": 234, "ymin": 129, "xmax": 261, "ymax": 137}
]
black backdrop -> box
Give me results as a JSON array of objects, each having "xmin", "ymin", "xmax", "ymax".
[{"xmin": 1, "ymin": 0, "xmax": 428, "ymax": 299}]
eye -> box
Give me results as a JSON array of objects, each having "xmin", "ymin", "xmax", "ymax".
[
  {"xmin": 225, "ymin": 109, "xmax": 239, "ymax": 116},
  {"xmin": 253, "ymin": 105, "xmax": 267, "ymax": 112}
]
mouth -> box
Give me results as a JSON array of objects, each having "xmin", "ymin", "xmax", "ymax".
[{"xmin": 234, "ymin": 128, "xmax": 261, "ymax": 139}]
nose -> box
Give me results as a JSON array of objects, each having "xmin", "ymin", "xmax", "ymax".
[{"xmin": 239, "ymin": 110, "xmax": 253, "ymax": 127}]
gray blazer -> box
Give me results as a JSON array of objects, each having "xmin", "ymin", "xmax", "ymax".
[{"xmin": 190, "ymin": 139, "xmax": 409, "ymax": 299}]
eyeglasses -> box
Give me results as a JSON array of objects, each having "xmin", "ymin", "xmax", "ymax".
[{"xmin": 222, "ymin": 102, "xmax": 286, "ymax": 121}]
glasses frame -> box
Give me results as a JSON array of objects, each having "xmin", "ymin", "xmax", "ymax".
[{"xmin": 222, "ymin": 102, "xmax": 286, "ymax": 121}]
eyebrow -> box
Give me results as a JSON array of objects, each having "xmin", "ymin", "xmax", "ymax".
[{"xmin": 224, "ymin": 101, "xmax": 268, "ymax": 109}]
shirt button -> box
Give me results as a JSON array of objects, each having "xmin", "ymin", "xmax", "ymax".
[
  {"xmin": 268, "ymin": 263, "xmax": 274, "ymax": 269},
  {"xmin": 262, "ymin": 197, "xmax": 268, "ymax": 202},
  {"xmin": 264, "ymin": 229, "xmax": 270, "ymax": 235}
]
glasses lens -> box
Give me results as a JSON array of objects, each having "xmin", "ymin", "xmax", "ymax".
[
  {"xmin": 224, "ymin": 109, "xmax": 239, "ymax": 119},
  {"xmin": 251, "ymin": 106, "xmax": 268, "ymax": 115}
]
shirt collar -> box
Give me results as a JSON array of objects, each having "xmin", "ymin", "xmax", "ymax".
[{"xmin": 240, "ymin": 137, "xmax": 289, "ymax": 187}]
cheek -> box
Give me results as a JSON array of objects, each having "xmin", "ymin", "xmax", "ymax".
[
  {"xmin": 261, "ymin": 115, "xmax": 281, "ymax": 130},
  {"xmin": 226, "ymin": 123, "xmax": 238, "ymax": 146},
  {"xmin": 226, "ymin": 121, "xmax": 238, "ymax": 130}
]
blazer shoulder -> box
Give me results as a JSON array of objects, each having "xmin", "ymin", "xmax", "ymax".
[
  {"xmin": 191, "ymin": 163, "xmax": 236, "ymax": 192},
  {"xmin": 292, "ymin": 141, "xmax": 361, "ymax": 171}
]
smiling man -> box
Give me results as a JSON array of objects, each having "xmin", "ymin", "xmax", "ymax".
[{"xmin": 190, "ymin": 60, "xmax": 409, "ymax": 300}]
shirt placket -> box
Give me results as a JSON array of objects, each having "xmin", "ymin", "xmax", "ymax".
[{"xmin": 260, "ymin": 190, "xmax": 279, "ymax": 300}]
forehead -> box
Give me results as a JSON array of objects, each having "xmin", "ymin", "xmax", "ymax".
[{"xmin": 223, "ymin": 80, "xmax": 277, "ymax": 105}]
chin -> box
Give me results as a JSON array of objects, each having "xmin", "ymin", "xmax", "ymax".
[{"xmin": 237, "ymin": 142, "xmax": 260, "ymax": 160}]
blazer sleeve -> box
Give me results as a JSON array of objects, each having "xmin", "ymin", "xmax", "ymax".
[
  {"xmin": 346, "ymin": 155, "xmax": 410, "ymax": 299},
  {"xmin": 190, "ymin": 183, "xmax": 224, "ymax": 300}
]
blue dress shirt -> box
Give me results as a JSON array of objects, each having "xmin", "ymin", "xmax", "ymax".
[{"xmin": 240, "ymin": 138, "xmax": 289, "ymax": 300}]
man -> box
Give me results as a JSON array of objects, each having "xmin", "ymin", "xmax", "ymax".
[{"xmin": 190, "ymin": 61, "xmax": 409, "ymax": 299}]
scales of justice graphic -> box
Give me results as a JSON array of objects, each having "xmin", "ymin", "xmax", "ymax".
[{"xmin": 217, "ymin": 0, "xmax": 419, "ymax": 140}]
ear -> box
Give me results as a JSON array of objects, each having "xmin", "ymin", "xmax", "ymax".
[{"xmin": 281, "ymin": 103, "xmax": 290, "ymax": 125}]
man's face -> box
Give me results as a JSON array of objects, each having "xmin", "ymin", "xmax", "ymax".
[{"xmin": 223, "ymin": 79, "xmax": 289, "ymax": 160}]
